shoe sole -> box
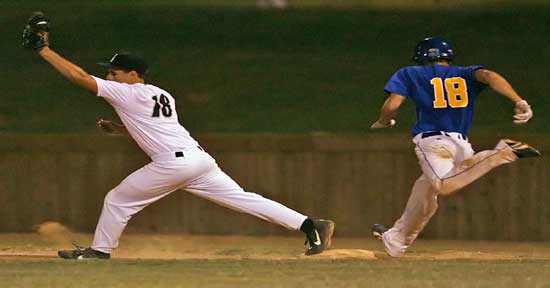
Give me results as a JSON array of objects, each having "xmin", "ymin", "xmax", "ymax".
[
  {"xmin": 324, "ymin": 221, "xmax": 335, "ymax": 249},
  {"xmin": 57, "ymin": 250, "xmax": 110, "ymax": 260},
  {"xmin": 515, "ymin": 146, "xmax": 541, "ymax": 158},
  {"xmin": 503, "ymin": 139, "xmax": 542, "ymax": 158}
]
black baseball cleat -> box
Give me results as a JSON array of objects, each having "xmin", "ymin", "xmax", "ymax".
[
  {"xmin": 58, "ymin": 245, "xmax": 110, "ymax": 260},
  {"xmin": 304, "ymin": 219, "xmax": 335, "ymax": 256},
  {"xmin": 372, "ymin": 224, "xmax": 389, "ymax": 240},
  {"xmin": 503, "ymin": 139, "xmax": 541, "ymax": 158}
]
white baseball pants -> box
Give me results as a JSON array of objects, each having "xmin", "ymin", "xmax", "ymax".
[
  {"xmin": 382, "ymin": 133, "xmax": 518, "ymax": 257},
  {"xmin": 91, "ymin": 147, "xmax": 307, "ymax": 253}
]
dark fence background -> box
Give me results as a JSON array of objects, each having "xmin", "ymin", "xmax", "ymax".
[
  {"xmin": 1, "ymin": 133, "xmax": 548, "ymax": 240},
  {"xmin": 3, "ymin": 2, "xmax": 549, "ymax": 241}
]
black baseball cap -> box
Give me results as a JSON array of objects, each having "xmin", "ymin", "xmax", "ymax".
[{"xmin": 97, "ymin": 52, "xmax": 148, "ymax": 75}]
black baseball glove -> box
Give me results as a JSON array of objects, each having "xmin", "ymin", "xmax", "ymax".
[{"xmin": 22, "ymin": 11, "xmax": 50, "ymax": 50}]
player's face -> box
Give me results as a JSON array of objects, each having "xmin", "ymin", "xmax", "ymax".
[{"xmin": 106, "ymin": 69, "xmax": 135, "ymax": 83}]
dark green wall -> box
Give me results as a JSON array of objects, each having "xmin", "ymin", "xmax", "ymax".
[
  {"xmin": 3, "ymin": 3, "xmax": 549, "ymax": 134},
  {"xmin": 3, "ymin": 3, "xmax": 549, "ymax": 240}
]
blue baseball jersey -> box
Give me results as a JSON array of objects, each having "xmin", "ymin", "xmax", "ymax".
[{"xmin": 384, "ymin": 64, "xmax": 486, "ymax": 137}]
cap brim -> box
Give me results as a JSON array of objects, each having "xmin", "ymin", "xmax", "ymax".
[
  {"xmin": 96, "ymin": 61, "xmax": 147, "ymax": 75},
  {"xmin": 96, "ymin": 62, "xmax": 113, "ymax": 68}
]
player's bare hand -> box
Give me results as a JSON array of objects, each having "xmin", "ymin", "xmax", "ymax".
[
  {"xmin": 370, "ymin": 119, "xmax": 396, "ymax": 129},
  {"xmin": 96, "ymin": 119, "xmax": 118, "ymax": 134},
  {"xmin": 513, "ymin": 100, "xmax": 532, "ymax": 125}
]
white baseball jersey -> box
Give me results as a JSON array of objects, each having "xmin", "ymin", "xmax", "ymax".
[
  {"xmin": 92, "ymin": 76, "xmax": 199, "ymax": 157},
  {"xmin": 88, "ymin": 76, "xmax": 307, "ymax": 253}
]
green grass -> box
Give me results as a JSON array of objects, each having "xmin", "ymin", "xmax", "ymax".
[
  {"xmin": 2, "ymin": 258, "xmax": 550, "ymax": 288},
  {"xmin": 3, "ymin": 3, "xmax": 550, "ymax": 134},
  {"xmin": 3, "ymin": 234, "xmax": 550, "ymax": 287}
]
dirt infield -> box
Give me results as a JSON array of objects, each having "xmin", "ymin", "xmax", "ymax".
[{"xmin": 2, "ymin": 230, "xmax": 550, "ymax": 261}]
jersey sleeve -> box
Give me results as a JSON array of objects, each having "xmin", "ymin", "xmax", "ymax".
[
  {"xmin": 463, "ymin": 65, "xmax": 487, "ymax": 93},
  {"xmin": 92, "ymin": 76, "xmax": 135, "ymax": 105},
  {"xmin": 384, "ymin": 68, "xmax": 410, "ymax": 97},
  {"xmin": 463, "ymin": 65, "xmax": 486, "ymax": 82}
]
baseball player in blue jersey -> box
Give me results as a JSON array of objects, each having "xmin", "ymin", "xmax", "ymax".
[{"xmin": 370, "ymin": 37, "xmax": 541, "ymax": 257}]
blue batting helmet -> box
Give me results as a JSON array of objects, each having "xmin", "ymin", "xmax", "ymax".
[{"xmin": 412, "ymin": 37, "xmax": 454, "ymax": 65}]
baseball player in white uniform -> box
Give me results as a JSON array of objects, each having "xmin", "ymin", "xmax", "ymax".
[{"xmin": 22, "ymin": 12, "xmax": 334, "ymax": 259}]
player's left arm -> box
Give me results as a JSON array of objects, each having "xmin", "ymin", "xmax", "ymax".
[
  {"xmin": 474, "ymin": 69, "xmax": 523, "ymax": 102},
  {"xmin": 474, "ymin": 69, "xmax": 532, "ymax": 124},
  {"xmin": 370, "ymin": 93, "xmax": 406, "ymax": 129},
  {"xmin": 38, "ymin": 47, "xmax": 98, "ymax": 95},
  {"xmin": 22, "ymin": 12, "xmax": 98, "ymax": 95}
]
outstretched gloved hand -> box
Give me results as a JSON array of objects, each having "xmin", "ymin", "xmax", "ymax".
[{"xmin": 22, "ymin": 11, "xmax": 50, "ymax": 51}]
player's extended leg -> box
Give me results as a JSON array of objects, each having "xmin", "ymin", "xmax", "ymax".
[
  {"xmin": 59, "ymin": 161, "xmax": 187, "ymax": 259},
  {"xmin": 181, "ymin": 150, "xmax": 334, "ymax": 255},
  {"xmin": 416, "ymin": 137, "xmax": 519, "ymax": 196},
  {"xmin": 183, "ymin": 165, "xmax": 308, "ymax": 230},
  {"xmin": 380, "ymin": 175, "xmax": 438, "ymax": 257},
  {"xmin": 91, "ymin": 163, "xmax": 186, "ymax": 254}
]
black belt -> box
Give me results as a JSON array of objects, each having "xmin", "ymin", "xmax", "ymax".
[
  {"xmin": 174, "ymin": 146, "xmax": 204, "ymax": 158},
  {"xmin": 421, "ymin": 131, "xmax": 467, "ymax": 140}
]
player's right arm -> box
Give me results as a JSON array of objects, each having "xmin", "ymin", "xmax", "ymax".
[
  {"xmin": 370, "ymin": 68, "xmax": 409, "ymax": 129},
  {"xmin": 474, "ymin": 69, "xmax": 533, "ymax": 124},
  {"xmin": 370, "ymin": 93, "xmax": 405, "ymax": 129},
  {"xmin": 96, "ymin": 119, "xmax": 128, "ymax": 135},
  {"xmin": 38, "ymin": 47, "xmax": 98, "ymax": 95}
]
